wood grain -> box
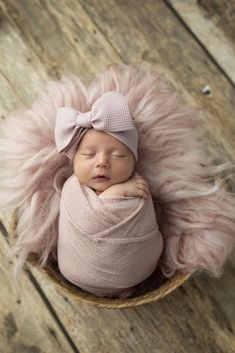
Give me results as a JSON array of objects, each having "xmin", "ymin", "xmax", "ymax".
[
  {"xmin": 0, "ymin": 230, "xmax": 76, "ymax": 353},
  {"xmin": 30, "ymin": 264, "xmax": 235, "ymax": 353},
  {"xmin": 168, "ymin": 0, "xmax": 235, "ymax": 84}
]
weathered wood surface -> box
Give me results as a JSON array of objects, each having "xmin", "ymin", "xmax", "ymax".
[
  {"xmin": 168, "ymin": 0, "xmax": 235, "ymax": 84},
  {"xmin": 0, "ymin": 228, "xmax": 76, "ymax": 353},
  {"xmin": 0, "ymin": 0, "xmax": 235, "ymax": 352}
]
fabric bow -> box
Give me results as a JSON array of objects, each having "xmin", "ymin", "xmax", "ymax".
[{"xmin": 55, "ymin": 91, "xmax": 137, "ymax": 160}]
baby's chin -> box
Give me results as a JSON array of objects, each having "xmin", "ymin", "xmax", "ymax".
[
  {"xmin": 89, "ymin": 181, "xmax": 115, "ymax": 192},
  {"xmin": 90, "ymin": 178, "xmax": 131, "ymax": 193}
]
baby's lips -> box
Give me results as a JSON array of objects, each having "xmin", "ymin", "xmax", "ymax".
[{"xmin": 93, "ymin": 173, "xmax": 110, "ymax": 179}]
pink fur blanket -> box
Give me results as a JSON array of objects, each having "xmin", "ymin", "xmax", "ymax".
[
  {"xmin": 58, "ymin": 174, "xmax": 163, "ymax": 296},
  {"xmin": 0, "ymin": 64, "xmax": 235, "ymax": 285}
]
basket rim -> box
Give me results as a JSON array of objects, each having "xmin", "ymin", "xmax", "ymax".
[{"xmin": 9, "ymin": 209, "xmax": 192, "ymax": 309}]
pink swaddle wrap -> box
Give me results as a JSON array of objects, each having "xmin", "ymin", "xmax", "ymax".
[{"xmin": 58, "ymin": 174, "xmax": 163, "ymax": 297}]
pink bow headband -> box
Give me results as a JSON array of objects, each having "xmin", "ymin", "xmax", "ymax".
[{"xmin": 54, "ymin": 91, "xmax": 138, "ymax": 160}]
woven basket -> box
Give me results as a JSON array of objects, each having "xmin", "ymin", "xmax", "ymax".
[{"xmin": 9, "ymin": 210, "xmax": 191, "ymax": 309}]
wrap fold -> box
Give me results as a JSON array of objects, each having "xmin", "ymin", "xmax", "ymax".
[{"xmin": 58, "ymin": 174, "xmax": 163, "ymax": 296}]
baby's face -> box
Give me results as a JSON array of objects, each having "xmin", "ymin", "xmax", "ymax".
[{"xmin": 74, "ymin": 129, "xmax": 135, "ymax": 192}]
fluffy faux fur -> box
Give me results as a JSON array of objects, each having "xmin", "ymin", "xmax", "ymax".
[{"xmin": 1, "ymin": 63, "xmax": 235, "ymax": 281}]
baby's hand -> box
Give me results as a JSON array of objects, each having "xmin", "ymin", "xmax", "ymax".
[
  {"xmin": 100, "ymin": 174, "xmax": 150, "ymax": 199},
  {"xmin": 119, "ymin": 174, "xmax": 150, "ymax": 199}
]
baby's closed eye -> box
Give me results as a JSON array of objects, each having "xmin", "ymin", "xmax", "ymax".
[
  {"xmin": 79, "ymin": 150, "xmax": 96, "ymax": 157},
  {"xmin": 111, "ymin": 154, "xmax": 127, "ymax": 158}
]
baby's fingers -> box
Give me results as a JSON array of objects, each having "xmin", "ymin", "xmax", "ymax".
[
  {"xmin": 132, "ymin": 175, "xmax": 150, "ymax": 198},
  {"xmin": 136, "ymin": 178, "xmax": 150, "ymax": 190},
  {"xmin": 138, "ymin": 190, "xmax": 149, "ymax": 199},
  {"xmin": 137, "ymin": 184, "xmax": 150, "ymax": 199}
]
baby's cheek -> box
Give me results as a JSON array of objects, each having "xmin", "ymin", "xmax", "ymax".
[
  {"xmin": 115, "ymin": 164, "xmax": 134, "ymax": 182},
  {"xmin": 73, "ymin": 159, "xmax": 88, "ymax": 181}
]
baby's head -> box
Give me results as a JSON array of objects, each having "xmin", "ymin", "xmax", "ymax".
[
  {"xmin": 55, "ymin": 91, "xmax": 138, "ymax": 192},
  {"xmin": 73, "ymin": 128, "xmax": 135, "ymax": 192}
]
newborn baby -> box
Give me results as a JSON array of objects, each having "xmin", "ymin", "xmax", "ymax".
[{"xmin": 55, "ymin": 91, "xmax": 163, "ymax": 297}]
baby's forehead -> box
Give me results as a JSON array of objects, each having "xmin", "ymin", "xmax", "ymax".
[{"xmin": 79, "ymin": 129, "xmax": 127, "ymax": 150}]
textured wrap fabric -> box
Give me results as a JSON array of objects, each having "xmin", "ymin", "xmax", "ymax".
[
  {"xmin": 58, "ymin": 174, "xmax": 164, "ymax": 297},
  {"xmin": 55, "ymin": 91, "xmax": 138, "ymax": 160}
]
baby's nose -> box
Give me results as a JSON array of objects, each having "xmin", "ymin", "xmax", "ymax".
[{"xmin": 96, "ymin": 154, "xmax": 110, "ymax": 168}]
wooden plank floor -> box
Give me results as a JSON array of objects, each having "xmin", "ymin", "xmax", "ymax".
[{"xmin": 0, "ymin": 1, "xmax": 235, "ymax": 352}]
